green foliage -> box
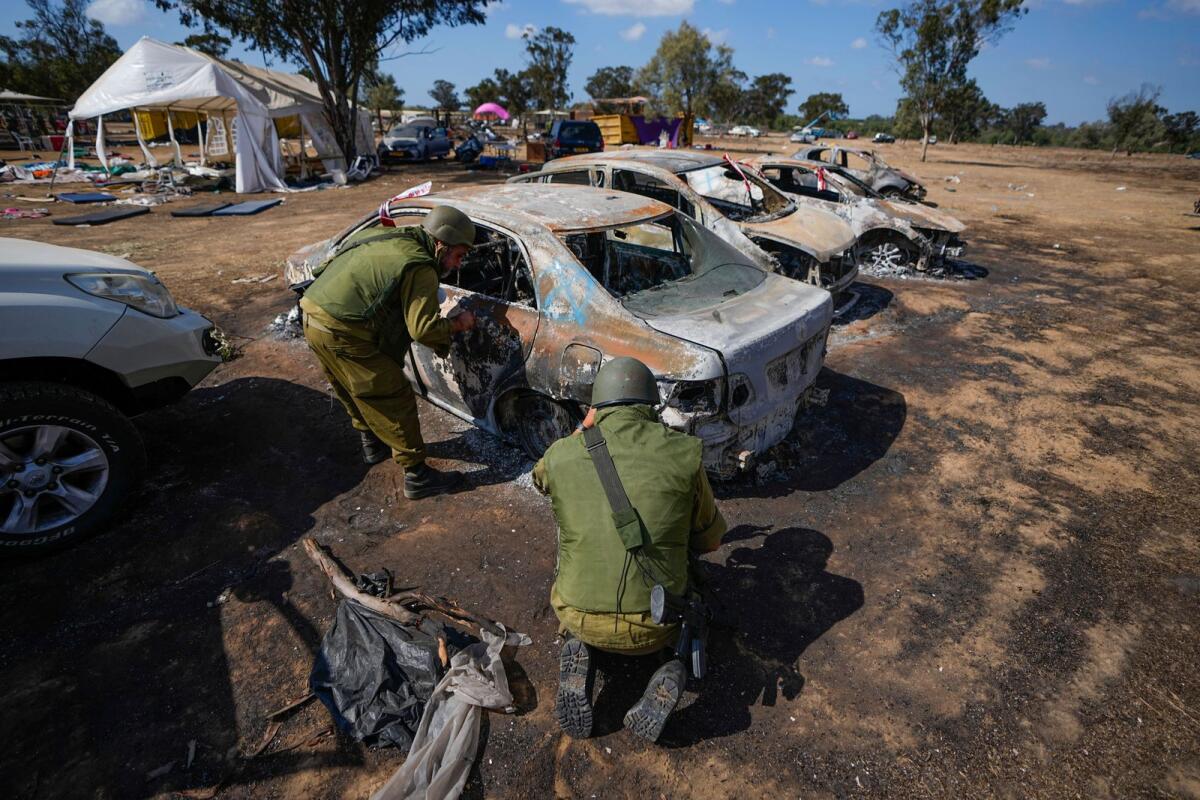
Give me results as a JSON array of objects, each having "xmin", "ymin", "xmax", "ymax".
[
  {"xmin": 636, "ymin": 21, "xmax": 741, "ymax": 119},
  {"xmin": 464, "ymin": 76, "xmax": 500, "ymax": 113},
  {"xmin": 742, "ymin": 73, "xmax": 794, "ymax": 129},
  {"xmin": 524, "ymin": 26, "xmax": 575, "ymax": 111},
  {"xmin": 798, "ymin": 92, "xmax": 849, "ymax": 124},
  {"xmin": 585, "ymin": 66, "xmax": 635, "ymax": 105},
  {"xmin": 876, "ymin": 0, "xmax": 1027, "ymax": 159},
  {"xmin": 1, "ymin": 0, "xmax": 122, "ymax": 102},
  {"xmin": 178, "ymin": 31, "xmax": 232, "ymax": 58},
  {"xmin": 428, "ymin": 79, "xmax": 460, "ymax": 111},
  {"xmin": 940, "ymin": 79, "xmax": 995, "ymax": 143},
  {"xmin": 1107, "ymin": 84, "xmax": 1165, "ymax": 155},
  {"xmin": 1001, "ymin": 101, "xmax": 1046, "ymax": 145},
  {"xmin": 362, "ymin": 71, "xmax": 403, "ymax": 131},
  {"xmin": 1162, "ymin": 111, "xmax": 1199, "ymax": 154},
  {"xmin": 154, "ymin": 0, "xmax": 487, "ymax": 161}
]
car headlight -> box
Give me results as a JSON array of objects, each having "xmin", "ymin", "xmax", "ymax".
[
  {"xmin": 66, "ymin": 272, "xmax": 180, "ymax": 318},
  {"xmin": 659, "ymin": 377, "xmax": 725, "ymax": 415}
]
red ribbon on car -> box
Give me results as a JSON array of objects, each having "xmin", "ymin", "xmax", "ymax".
[{"xmin": 378, "ymin": 181, "xmax": 433, "ymax": 227}]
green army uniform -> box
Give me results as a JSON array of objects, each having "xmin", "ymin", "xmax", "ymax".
[
  {"xmin": 533, "ymin": 404, "xmax": 726, "ymax": 655},
  {"xmin": 300, "ymin": 226, "xmax": 452, "ymax": 468}
]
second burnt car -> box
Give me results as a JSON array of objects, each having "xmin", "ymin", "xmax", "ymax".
[
  {"xmin": 286, "ymin": 184, "xmax": 833, "ymax": 478},
  {"xmin": 506, "ymin": 150, "xmax": 861, "ymax": 313},
  {"xmin": 747, "ymin": 155, "xmax": 967, "ymax": 273},
  {"xmin": 793, "ymin": 144, "xmax": 926, "ymax": 201}
]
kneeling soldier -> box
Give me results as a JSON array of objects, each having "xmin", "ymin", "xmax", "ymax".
[{"xmin": 532, "ymin": 357, "xmax": 726, "ymax": 743}]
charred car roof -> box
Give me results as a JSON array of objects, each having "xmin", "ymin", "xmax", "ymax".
[
  {"xmin": 552, "ymin": 149, "xmax": 726, "ymax": 175},
  {"xmin": 396, "ymin": 183, "xmax": 672, "ymax": 234}
]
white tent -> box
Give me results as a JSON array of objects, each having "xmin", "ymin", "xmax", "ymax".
[{"xmin": 68, "ymin": 37, "xmax": 373, "ymax": 193}]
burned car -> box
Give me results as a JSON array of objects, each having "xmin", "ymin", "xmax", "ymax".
[
  {"xmin": 507, "ymin": 150, "xmax": 861, "ymax": 313},
  {"xmin": 792, "ymin": 145, "xmax": 926, "ymax": 201},
  {"xmin": 286, "ymin": 184, "xmax": 833, "ymax": 477},
  {"xmin": 747, "ymin": 155, "xmax": 967, "ymax": 273}
]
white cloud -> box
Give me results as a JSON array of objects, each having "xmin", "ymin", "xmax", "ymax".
[
  {"xmin": 717, "ymin": 0, "xmax": 736, "ymax": 4},
  {"xmin": 851, "ymin": 37, "xmax": 868, "ymax": 49},
  {"xmin": 805, "ymin": 56, "xmax": 834, "ymax": 67},
  {"xmin": 485, "ymin": 0, "xmax": 508, "ymax": 11},
  {"xmin": 1167, "ymin": 0, "xmax": 1200, "ymax": 11},
  {"xmin": 1083, "ymin": 74, "xmax": 1100, "ymax": 85},
  {"xmin": 702, "ymin": 28, "xmax": 729, "ymax": 44},
  {"xmin": 86, "ymin": 0, "xmax": 148, "ymax": 27},
  {"xmin": 505, "ymin": 22, "xmax": 536, "ymax": 39},
  {"xmin": 562, "ymin": 0, "xmax": 693, "ymax": 15},
  {"xmin": 620, "ymin": 22, "xmax": 647, "ymax": 41},
  {"xmin": 1025, "ymin": 56, "xmax": 1051, "ymax": 69},
  {"xmin": 766, "ymin": 27, "xmax": 776, "ymax": 39}
]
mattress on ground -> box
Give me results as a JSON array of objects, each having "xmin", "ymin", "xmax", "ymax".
[
  {"xmin": 212, "ymin": 199, "xmax": 283, "ymax": 216},
  {"xmin": 56, "ymin": 192, "xmax": 116, "ymax": 203},
  {"xmin": 170, "ymin": 203, "xmax": 233, "ymax": 217},
  {"xmin": 53, "ymin": 207, "xmax": 151, "ymax": 226}
]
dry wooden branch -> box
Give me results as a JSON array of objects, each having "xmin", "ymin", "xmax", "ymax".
[{"xmin": 302, "ymin": 538, "xmax": 504, "ymax": 637}]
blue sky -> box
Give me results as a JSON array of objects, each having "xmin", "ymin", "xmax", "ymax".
[{"xmin": 6, "ymin": 0, "xmax": 1199, "ymax": 124}]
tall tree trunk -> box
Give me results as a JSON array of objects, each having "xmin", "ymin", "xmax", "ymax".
[{"xmin": 921, "ymin": 121, "xmax": 931, "ymax": 162}]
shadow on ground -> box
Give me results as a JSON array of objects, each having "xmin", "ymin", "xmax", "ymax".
[
  {"xmin": 719, "ymin": 369, "xmax": 907, "ymax": 499},
  {"xmin": 0, "ymin": 377, "xmax": 371, "ymax": 798}
]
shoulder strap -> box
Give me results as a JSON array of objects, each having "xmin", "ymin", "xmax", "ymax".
[{"xmin": 582, "ymin": 426, "xmax": 645, "ymax": 552}]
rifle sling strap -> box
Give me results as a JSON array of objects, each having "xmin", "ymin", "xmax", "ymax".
[{"xmin": 582, "ymin": 425, "xmax": 645, "ymax": 553}]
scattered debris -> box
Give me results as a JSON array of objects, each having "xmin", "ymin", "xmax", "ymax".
[
  {"xmin": 2, "ymin": 206, "xmax": 49, "ymax": 219},
  {"xmin": 944, "ymin": 174, "xmax": 961, "ymax": 183},
  {"xmin": 1007, "ymin": 183, "xmax": 1027, "ymax": 192},
  {"xmin": 231, "ymin": 272, "xmax": 276, "ymax": 284},
  {"xmin": 145, "ymin": 761, "xmax": 175, "ymax": 781},
  {"xmin": 268, "ymin": 305, "xmax": 303, "ymax": 339},
  {"xmin": 185, "ymin": 739, "xmax": 197, "ymax": 769},
  {"xmin": 1116, "ymin": 186, "xmax": 1127, "ymax": 191}
]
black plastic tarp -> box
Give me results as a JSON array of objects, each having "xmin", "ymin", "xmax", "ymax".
[{"xmin": 310, "ymin": 600, "xmax": 444, "ymax": 750}]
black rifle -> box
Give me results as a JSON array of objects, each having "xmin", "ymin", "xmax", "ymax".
[{"xmin": 650, "ymin": 583, "xmax": 708, "ymax": 680}]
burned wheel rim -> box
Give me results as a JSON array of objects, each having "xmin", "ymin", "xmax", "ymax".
[
  {"xmin": 515, "ymin": 395, "xmax": 579, "ymax": 460},
  {"xmin": 866, "ymin": 241, "xmax": 915, "ymax": 272},
  {"xmin": 0, "ymin": 425, "xmax": 110, "ymax": 536}
]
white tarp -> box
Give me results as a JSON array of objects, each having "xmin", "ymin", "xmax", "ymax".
[{"xmin": 68, "ymin": 37, "xmax": 372, "ymax": 193}]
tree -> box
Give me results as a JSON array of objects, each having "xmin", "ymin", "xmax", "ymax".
[
  {"xmin": 1, "ymin": 0, "xmax": 122, "ymax": 101},
  {"xmin": 584, "ymin": 65, "xmax": 634, "ymax": 106},
  {"xmin": 1162, "ymin": 110, "xmax": 1198, "ymax": 154},
  {"xmin": 178, "ymin": 31, "xmax": 232, "ymax": 58},
  {"xmin": 363, "ymin": 71, "xmax": 403, "ymax": 133},
  {"xmin": 636, "ymin": 21, "xmax": 742, "ymax": 120},
  {"xmin": 877, "ymin": 0, "xmax": 1027, "ymax": 161},
  {"xmin": 1001, "ymin": 101, "xmax": 1046, "ymax": 145},
  {"xmin": 798, "ymin": 92, "xmax": 849, "ymax": 125},
  {"xmin": 464, "ymin": 76, "xmax": 500, "ymax": 114},
  {"xmin": 154, "ymin": 0, "xmax": 487, "ymax": 164},
  {"xmin": 494, "ymin": 67, "xmax": 533, "ymax": 136},
  {"xmin": 940, "ymin": 79, "xmax": 990, "ymax": 143},
  {"xmin": 743, "ymin": 73, "xmax": 794, "ymax": 129},
  {"xmin": 1107, "ymin": 84, "xmax": 1165, "ymax": 156},
  {"xmin": 524, "ymin": 26, "xmax": 574, "ymax": 112},
  {"xmin": 428, "ymin": 79, "xmax": 460, "ymax": 115}
]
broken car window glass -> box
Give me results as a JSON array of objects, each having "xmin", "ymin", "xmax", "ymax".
[
  {"xmin": 679, "ymin": 165, "xmax": 791, "ymax": 223},
  {"xmin": 559, "ymin": 212, "xmax": 765, "ymax": 317},
  {"xmin": 453, "ymin": 225, "xmax": 537, "ymax": 308}
]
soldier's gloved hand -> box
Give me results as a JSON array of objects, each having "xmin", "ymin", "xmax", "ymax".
[{"xmin": 449, "ymin": 309, "xmax": 476, "ymax": 333}]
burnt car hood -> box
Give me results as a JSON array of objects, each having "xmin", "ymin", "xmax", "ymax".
[
  {"xmin": 640, "ymin": 273, "xmax": 831, "ymax": 361},
  {"xmin": 875, "ymin": 199, "xmax": 964, "ymax": 233},
  {"xmin": 740, "ymin": 206, "xmax": 857, "ymax": 262}
]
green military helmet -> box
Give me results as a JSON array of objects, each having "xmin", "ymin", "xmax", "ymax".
[
  {"xmin": 591, "ymin": 356, "xmax": 661, "ymax": 409},
  {"xmin": 422, "ymin": 204, "xmax": 476, "ymax": 247}
]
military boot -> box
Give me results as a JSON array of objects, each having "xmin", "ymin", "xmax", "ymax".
[
  {"xmin": 555, "ymin": 637, "xmax": 596, "ymax": 738},
  {"xmin": 359, "ymin": 430, "xmax": 389, "ymax": 465},
  {"xmin": 623, "ymin": 658, "xmax": 686, "ymax": 743},
  {"xmin": 403, "ymin": 462, "xmax": 464, "ymax": 499}
]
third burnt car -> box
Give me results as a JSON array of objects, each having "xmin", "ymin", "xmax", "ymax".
[{"xmin": 287, "ymin": 184, "xmax": 833, "ymax": 477}]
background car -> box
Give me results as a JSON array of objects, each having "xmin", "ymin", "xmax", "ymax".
[
  {"xmin": 873, "ymin": 132, "xmax": 896, "ymax": 144},
  {"xmin": 546, "ymin": 119, "xmax": 604, "ymax": 161},
  {"xmin": 729, "ymin": 125, "xmax": 762, "ymax": 138},
  {"xmin": 286, "ymin": 185, "xmax": 833, "ymax": 477},
  {"xmin": 0, "ymin": 239, "xmax": 221, "ymax": 552},
  {"xmin": 509, "ymin": 151, "xmax": 861, "ymax": 312},
  {"xmin": 793, "ymin": 144, "xmax": 926, "ymax": 200},
  {"xmin": 378, "ymin": 120, "xmax": 453, "ymax": 162},
  {"xmin": 846, "ymin": 130, "xmax": 859, "ymax": 140}
]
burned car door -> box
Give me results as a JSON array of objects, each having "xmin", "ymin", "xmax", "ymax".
[{"xmin": 409, "ymin": 222, "xmax": 540, "ymax": 421}]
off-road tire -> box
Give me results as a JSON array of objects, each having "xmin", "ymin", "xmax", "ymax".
[{"xmin": 0, "ymin": 381, "xmax": 145, "ymax": 554}]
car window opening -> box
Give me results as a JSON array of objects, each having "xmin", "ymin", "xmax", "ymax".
[
  {"xmin": 452, "ymin": 224, "xmax": 537, "ymax": 308},
  {"xmin": 612, "ymin": 170, "xmax": 695, "ymax": 217},
  {"xmin": 560, "ymin": 212, "xmax": 765, "ymax": 317},
  {"xmin": 679, "ymin": 164, "xmax": 791, "ymax": 223},
  {"xmin": 763, "ymin": 166, "xmax": 842, "ymax": 203}
]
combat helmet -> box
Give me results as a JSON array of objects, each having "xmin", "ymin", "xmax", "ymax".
[
  {"xmin": 422, "ymin": 204, "xmax": 476, "ymax": 247},
  {"xmin": 591, "ymin": 357, "xmax": 661, "ymax": 408}
]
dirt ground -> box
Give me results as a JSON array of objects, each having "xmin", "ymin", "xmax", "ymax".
[{"xmin": 2, "ymin": 136, "xmax": 1199, "ymax": 799}]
